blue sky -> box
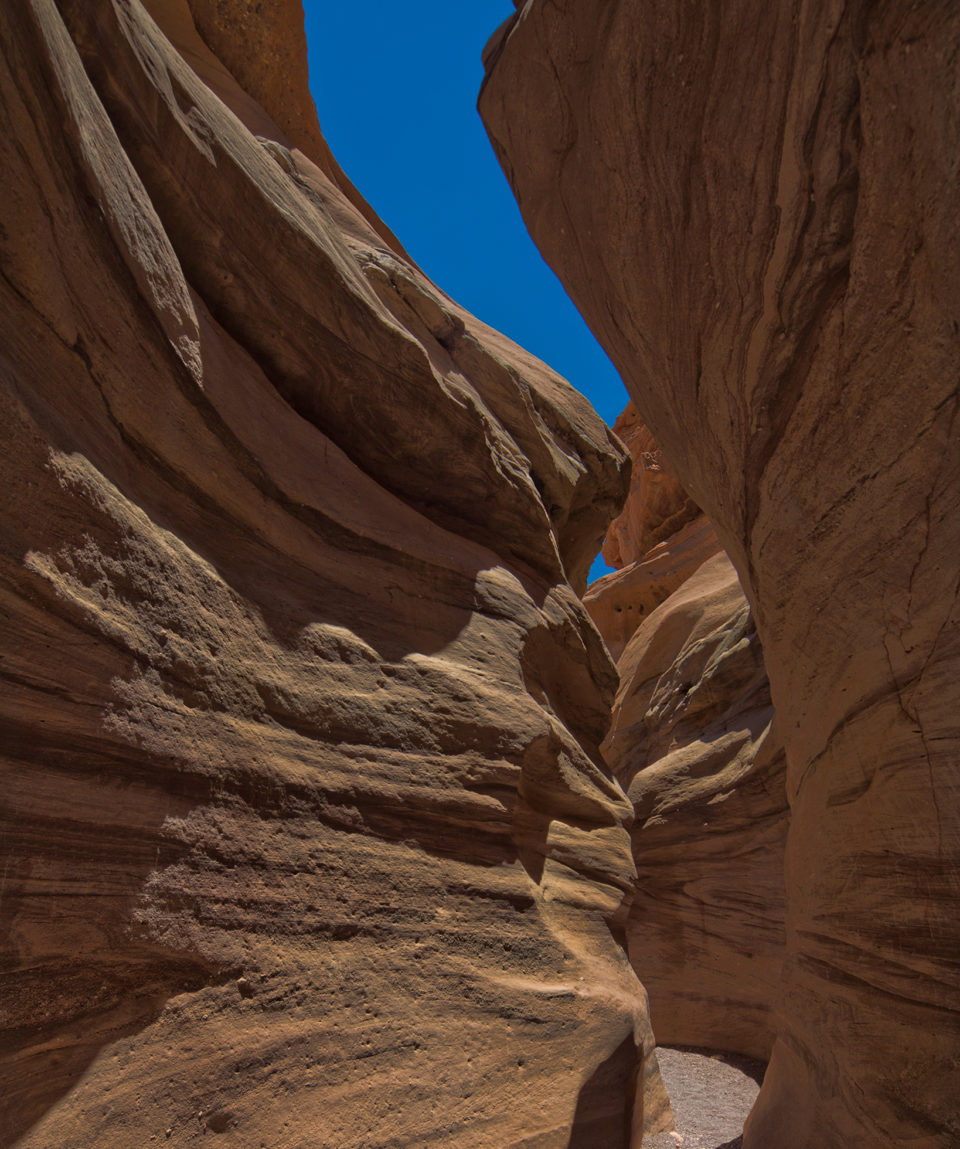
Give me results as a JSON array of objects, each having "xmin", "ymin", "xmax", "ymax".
[{"xmin": 304, "ymin": 2, "xmax": 624, "ymax": 580}]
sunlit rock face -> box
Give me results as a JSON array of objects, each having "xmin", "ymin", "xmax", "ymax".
[
  {"xmin": 600, "ymin": 403, "xmax": 703, "ymax": 574},
  {"xmin": 584, "ymin": 404, "xmax": 720, "ymax": 663},
  {"xmin": 481, "ymin": 3, "xmax": 960, "ymax": 1146},
  {"xmin": 0, "ymin": 1, "xmax": 676, "ymax": 1145},
  {"xmin": 586, "ymin": 412, "xmax": 787, "ymax": 1062}
]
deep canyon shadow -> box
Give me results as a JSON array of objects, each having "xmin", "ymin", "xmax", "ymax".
[{"xmin": 567, "ymin": 1033, "xmax": 637, "ymax": 1149}]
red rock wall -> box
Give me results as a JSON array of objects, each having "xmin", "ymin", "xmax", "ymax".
[
  {"xmin": 601, "ymin": 402, "xmax": 702, "ymax": 571},
  {"xmin": 606, "ymin": 554, "xmax": 788, "ymax": 1063},
  {"xmin": 586, "ymin": 415, "xmax": 787, "ymax": 1062},
  {"xmin": 0, "ymin": 1, "xmax": 674, "ymax": 1145},
  {"xmin": 481, "ymin": 3, "xmax": 960, "ymax": 1146}
]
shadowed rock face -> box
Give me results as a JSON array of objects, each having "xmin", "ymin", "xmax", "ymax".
[
  {"xmin": 586, "ymin": 414, "xmax": 787, "ymax": 1063},
  {"xmin": 0, "ymin": 1, "xmax": 676, "ymax": 1145},
  {"xmin": 481, "ymin": 4, "xmax": 960, "ymax": 1146},
  {"xmin": 608, "ymin": 553, "xmax": 788, "ymax": 1064}
]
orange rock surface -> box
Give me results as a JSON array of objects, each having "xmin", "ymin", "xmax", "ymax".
[
  {"xmin": 608, "ymin": 554, "xmax": 787, "ymax": 1063},
  {"xmin": 586, "ymin": 415, "xmax": 786, "ymax": 1063},
  {"xmin": 481, "ymin": 4, "xmax": 960, "ymax": 1145},
  {"xmin": 585, "ymin": 515, "xmax": 721, "ymax": 664},
  {"xmin": 601, "ymin": 403, "xmax": 702, "ymax": 571},
  {"xmin": 584, "ymin": 404, "xmax": 719, "ymax": 661},
  {"xmin": 0, "ymin": 1, "xmax": 674, "ymax": 1145}
]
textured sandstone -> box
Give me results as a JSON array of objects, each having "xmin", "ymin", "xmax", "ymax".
[
  {"xmin": 0, "ymin": 1, "xmax": 673, "ymax": 1145},
  {"xmin": 601, "ymin": 403, "xmax": 702, "ymax": 572},
  {"xmin": 482, "ymin": 3, "xmax": 960, "ymax": 1146},
  {"xmin": 585, "ymin": 517, "xmax": 721, "ymax": 664},
  {"xmin": 607, "ymin": 554, "xmax": 788, "ymax": 1062},
  {"xmin": 586, "ymin": 417, "xmax": 787, "ymax": 1063},
  {"xmin": 584, "ymin": 405, "xmax": 719, "ymax": 662}
]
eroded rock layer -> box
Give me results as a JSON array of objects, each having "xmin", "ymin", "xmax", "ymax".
[
  {"xmin": 606, "ymin": 554, "xmax": 787, "ymax": 1063},
  {"xmin": 586, "ymin": 414, "xmax": 786, "ymax": 1062},
  {"xmin": 0, "ymin": 1, "xmax": 673, "ymax": 1145},
  {"xmin": 481, "ymin": 4, "xmax": 960, "ymax": 1146}
]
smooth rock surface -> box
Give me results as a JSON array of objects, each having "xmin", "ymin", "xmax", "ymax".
[
  {"xmin": 481, "ymin": 3, "xmax": 960, "ymax": 1145},
  {"xmin": 0, "ymin": 1, "xmax": 673, "ymax": 1146}
]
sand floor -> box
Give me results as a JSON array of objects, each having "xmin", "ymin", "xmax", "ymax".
[{"xmin": 645, "ymin": 1045, "xmax": 765, "ymax": 1149}]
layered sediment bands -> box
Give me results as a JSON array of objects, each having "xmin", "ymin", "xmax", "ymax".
[
  {"xmin": 0, "ymin": 1, "xmax": 673, "ymax": 1145},
  {"xmin": 603, "ymin": 554, "xmax": 788, "ymax": 1062},
  {"xmin": 481, "ymin": 2, "xmax": 960, "ymax": 1144},
  {"xmin": 585, "ymin": 414, "xmax": 786, "ymax": 1062}
]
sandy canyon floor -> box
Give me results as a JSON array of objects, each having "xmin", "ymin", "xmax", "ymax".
[{"xmin": 647, "ymin": 1047, "xmax": 764, "ymax": 1149}]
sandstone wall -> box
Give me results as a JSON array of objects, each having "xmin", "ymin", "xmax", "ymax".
[
  {"xmin": 606, "ymin": 554, "xmax": 788, "ymax": 1063},
  {"xmin": 586, "ymin": 414, "xmax": 787, "ymax": 1062},
  {"xmin": 0, "ymin": 1, "xmax": 673, "ymax": 1145},
  {"xmin": 600, "ymin": 402, "xmax": 702, "ymax": 572},
  {"xmin": 481, "ymin": 4, "xmax": 960, "ymax": 1145}
]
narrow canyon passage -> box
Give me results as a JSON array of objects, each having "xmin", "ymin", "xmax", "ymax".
[
  {"xmin": 2, "ymin": 1, "xmax": 665, "ymax": 1144},
  {"xmin": 2, "ymin": 1, "xmax": 957, "ymax": 1148},
  {"xmin": 646, "ymin": 1046, "xmax": 764, "ymax": 1149}
]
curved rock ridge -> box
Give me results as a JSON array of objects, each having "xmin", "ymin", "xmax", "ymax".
[
  {"xmin": 585, "ymin": 413, "xmax": 787, "ymax": 1063},
  {"xmin": 481, "ymin": 3, "xmax": 960, "ymax": 1146},
  {"xmin": 0, "ymin": 1, "xmax": 674, "ymax": 1145},
  {"xmin": 608, "ymin": 554, "xmax": 788, "ymax": 1063}
]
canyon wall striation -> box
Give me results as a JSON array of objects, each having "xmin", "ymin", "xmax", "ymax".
[
  {"xmin": 481, "ymin": 3, "xmax": 960, "ymax": 1146},
  {"xmin": 586, "ymin": 411, "xmax": 787, "ymax": 1063},
  {"xmin": 0, "ymin": 1, "xmax": 672, "ymax": 1145}
]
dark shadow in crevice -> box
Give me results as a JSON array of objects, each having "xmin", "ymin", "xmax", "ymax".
[{"xmin": 567, "ymin": 1032, "xmax": 637, "ymax": 1149}]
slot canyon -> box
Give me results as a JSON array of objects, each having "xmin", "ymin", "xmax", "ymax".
[{"xmin": 1, "ymin": 2, "xmax": 957, "ymax": 1147}]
